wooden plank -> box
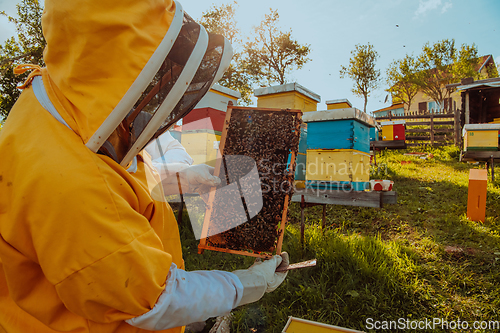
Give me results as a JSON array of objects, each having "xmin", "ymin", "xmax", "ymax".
[
  {"xmin": 406, "ymin": 128, "xmax": 454, "ymax": 133},
  {"xmin": 382, "ymin": 191, "xmax": 398, "ymax": 205},
  {"xmin": 406, "ymin": 135, "xmax": 453, "ymax": 141},
  {"xmin": 430, "ymin": 114, "xmax": 434, "ymax": 145},
  {"xmin": 406, "ymin": 121, "xmax": 455, "ymax": 126},
  {"xmin": 292, "ymin": 189, "xmax": 384, "ymax": 208},
  {"xmin": 376, "ymin": 114, "xmax": 454, "ymax": 120},
  {"xmin": 461, "ymin": 151, "xmax": 500, "ymax": 161},
  {"xmin": 371, "ymin": 140, "xmax": 407, "ymax": 149},
  {"xmin": 198, "ymin": 107, "xmax": 234, "ymax": 252},
  {"xmin": 276, "ymin": 112, "xmax": 302, "ymax": 254},
  {"xmin": 407, "ymin": 142, "xmax": 449, "ymax": 147}
]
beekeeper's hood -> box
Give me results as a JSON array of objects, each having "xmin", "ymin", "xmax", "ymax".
[{"xmin": 40, "ymin": 0, "xmax": 232, "ymax": 166}]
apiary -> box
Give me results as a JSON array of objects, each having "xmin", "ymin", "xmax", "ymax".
[
  {"xmin": 254, "ymin": 83, "xmax": 320, "ymax": 113},
  {"xmin": 303, "ymin": 108, "xmax": 376, "ymax": 153},
  {"xmin": 181, "ymin": 129, "xmax": 221, "ymax": 167},
  {"xmin": 198, "ymin": 106, "xmax": 302, "ymax": 258},
  {"xmin": 380, "ymin": 120, "xmax": 406, "ymax": 141},
  {"xmin": 462, "ymin": 124, "xmax": 500, "ymax": 151}
]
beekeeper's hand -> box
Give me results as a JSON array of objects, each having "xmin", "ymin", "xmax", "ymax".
[
  {"xmin": 159, "ymin": 163, "xmax": 220, "ymax": 197},
  {"xmin": 231, "ymin": 252, "xmax": 289, "ymax": 306},
  {"xmin": 180, "ymin": 164, "xmax": 220, "ymax": 189}
]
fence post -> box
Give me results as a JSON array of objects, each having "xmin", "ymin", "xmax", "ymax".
[
  {"xmin": 454, "ymin": 101, "xmax": 460, "ymax": 147},
  {"xmin": 430, "ymin": 114, "xmax": 435, "ymax": 146}
]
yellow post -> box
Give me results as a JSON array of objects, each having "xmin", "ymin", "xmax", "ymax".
[{"xmin": 467, "ymin": 169, "xmax": 487, "ymax": 222}]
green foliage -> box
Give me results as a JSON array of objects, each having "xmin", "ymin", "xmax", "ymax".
[
  {"xmin": 243, "ymin": 9, "xmax": 311, "ymax": 87},
  {"xmin": 198, "ymin": 2, "xmax": 253, "ymax": 105},
  {"xmin": 199, "ymin": 1, "xmax": 240, "ymax": 45},
  {"xmin": 199, "ymin": 5, "xmax": 311, "ymax": 102},
  {"xmin": 386, "ymin": 54, "xmax": 419, "ymax": 112},
  {"xmin": 486, "ymin": 61, "xmax": 499, "ymax": 78},
  {"xmin": 340, "ymin": 43, "xmax": 380, "ymax": 113},
  {"xmin": 0, "ymin": 0, "xmax": 45, "ymax": 117},
  {"xmin": 414, "ymin": 39, "xmax": 480, "ymax": 108}
]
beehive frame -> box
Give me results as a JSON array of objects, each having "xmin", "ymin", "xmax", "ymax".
[{"xmin": 198, "ymin": 106, "xmax": 302, "ymax": 259}]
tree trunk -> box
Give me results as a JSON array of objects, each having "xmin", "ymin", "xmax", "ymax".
[{"xmin": 363, "ymin": 96, "xmax": 368, "ymax": 113}]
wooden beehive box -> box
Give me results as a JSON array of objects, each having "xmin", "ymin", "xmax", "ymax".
[
  {"xmin": 181, "ymin": 129, "xmax": 221, "ymax": 167},
  {"xmin": 198, "ymin": 106, "xmax": 302, "ymax": 258},
  {"xmin": 254, "ymin": 83, "xmax": 320, "ymax": 113},
  {"xmin": 305, "ymin": 149, "xmax": 371, "ymax": 191},
  {"xmin": 463, "ymin": 124, "xmax": 500, "ymax": 151},
  {"xmin": 282, "ymin": 317, "xmax": 365, "ymax": 333},
  {"xmin": 380, "ymin": 120, "xmax": 406, "ymax": 141},
  {"xmin": 370, "ymin": 127, "xmax": 379, "ymax": 141},
  {"xmin": 303, "ymin": 108, "xmax": 376, "ymax": 153}
]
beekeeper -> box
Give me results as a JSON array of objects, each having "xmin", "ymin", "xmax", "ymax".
[{"xmin": 0, "ymin": 0, "xmax": 288, "ymax": 332}]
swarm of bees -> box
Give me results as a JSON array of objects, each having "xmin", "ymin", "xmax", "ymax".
[{"xmin": 204, "ymin": 107, "xmax": 302, "ymax": 255}]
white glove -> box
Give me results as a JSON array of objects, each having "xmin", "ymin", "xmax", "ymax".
[
  {"xmin": 232, "ymin": 252, "xmax": 289, "ymax": 306},
  {"xmin": 158, "ymin": 163, "xmax": 221, "ymax": 197},
  {"xmin": 180, "ymin": 164, "xmax": 221, "ymax": 189}
]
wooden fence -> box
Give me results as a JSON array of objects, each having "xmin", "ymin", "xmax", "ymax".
[{"xmin": 375, "ymin": 107, "xmax": 462, "ymax": 147}]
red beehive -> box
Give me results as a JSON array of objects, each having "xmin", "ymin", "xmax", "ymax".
[{"xmin": 182, "ymin": 107, "xmax": 226, "ymax": 132}]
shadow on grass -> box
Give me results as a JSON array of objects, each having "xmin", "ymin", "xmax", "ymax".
[
  {"xmin": 257, "ymin": 227, "xmax": 441, "ymax": 332},
  {"xmin": 173, "ymin": 146, "xmax": 500, "ymax": 333}
]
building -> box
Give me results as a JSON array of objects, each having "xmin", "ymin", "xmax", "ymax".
[
  {"xmin": 386, "ymin": 55, "xmax": 497, "ymax": 115},
  {"xmin": 446, "ymin": 77, "xmax": 500, "ymax": 124},
  {"xmin": 372, "ymin": 102, "xmax": 405, "ymax": 118}
]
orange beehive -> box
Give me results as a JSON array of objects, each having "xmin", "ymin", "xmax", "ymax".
[{"xmin": 467, "ymin": 169, "xmax": 487, "ymax": 222}]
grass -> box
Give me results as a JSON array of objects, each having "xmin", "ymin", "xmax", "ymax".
[{"xmin": 179, "ymin": 145, "xmax": 500, "ymax": 333}]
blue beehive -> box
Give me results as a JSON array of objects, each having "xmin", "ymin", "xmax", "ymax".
[
  {"xmin": 369, "ymin": 127, "xmax": 379, "ymax": 141},
  {"xmin": 303, "ymin": 108, "xmax": 377, "ymax": 153},
  {"xmin": 295, "ymin": 123, "xmax": 307, "ymax": 181}
]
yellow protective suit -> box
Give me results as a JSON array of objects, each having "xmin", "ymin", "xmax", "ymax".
[{"xmin": 0, "ymin": 0, "xmax": 185, "ymax": 332}]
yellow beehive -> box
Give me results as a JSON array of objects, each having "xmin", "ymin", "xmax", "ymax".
[
  {"xmin": 326, "ymin": 98, "xmax": 352, "ymax": 110},
  {"xmin": 181, "ymin": 130, "xmax": 221, "ymax": 166},
  {"xmin": 306, "ymin": 149, "xmax": 370, "ymax": 182},
  {"xmin": 463, "ymin": 124, "xmax": 500, "ymax": 151},
  {"xmin": 381, "ymin": 124, "xmax": 393, "ymax": 141},
  {"xmin": 282, "ymin": 317, "xmax": 365, "ymax": 333},
  {"xmin": 254, "ymin": 83, "xmax": 320, "ymax": 113}
]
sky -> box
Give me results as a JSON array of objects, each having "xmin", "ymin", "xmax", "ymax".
[{"xmin": 1, "ymin": 0, "xmax": 499, "ymax": 114}]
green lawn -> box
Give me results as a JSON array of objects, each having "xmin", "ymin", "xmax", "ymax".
[{"xmin": 179, "ymin": 146, "xmax": 500, "ymax": 333}]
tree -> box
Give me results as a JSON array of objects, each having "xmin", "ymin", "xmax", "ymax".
[
  {"xmin": 486, "ymin": 61, "xmax": 499, "ymax": 78},
  {"xmin": 0, "ymin": 0, "xmax": 45, "ymax": 118},
  {"xmin": 243, "ymin": 9, "xmax": 311, "ymax": 87},
  {"xmin": 386, "ymin": 54, "xmax": 419, "ymax": 114},
  {"xmin": 199, "ymin": 2, "xmax": 253, "ymax": 105},
  {"xmin": 414, "ymin": 39, "xmax": 480, "ymax": 109},
  {"xmin": 340, "ymin": 43, "xmax": 380, "ymax": 113}
]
